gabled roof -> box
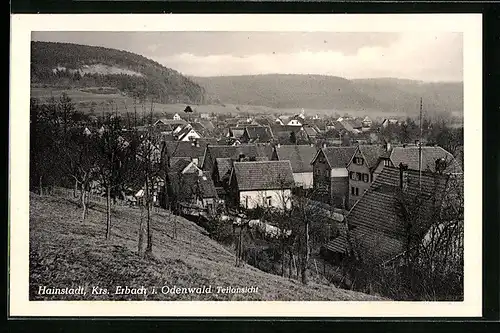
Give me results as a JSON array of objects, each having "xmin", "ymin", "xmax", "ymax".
[
  {"xmin": 169, "ymin": 171, "xmax": 218, "ymax": 199},
  {"xmin": 348, "ymin": 145, "xmax": 390, "ymax": 170},
  {"xmin": 215, "ymin": 157, "xmax": 234, "ymax": 180},
  {"xmin": 232, "ymin": 160, "xmax": 294, "ymax": 191},
  {"xmin": 390, "ymin": 146, "xmax": 462, "ymax": 174},
  {"xmin": 243, "ymin": 126, "xmax": 274, "ymax": 142},
  {"xmin": 274, "ymin": 145, "xmax": 317, "ymax": 173},
  {"xmin": 346, "ymin": 166, "xmax": 452, "ymax": 262},
  {"xmin": 198, "ymin": 120, "xmax": 215, "ymax": 131},
  {"xmin": 201, "ymin": 144, "xmax": 270, "ymax": 172},
  {"xmin": 154, "ymin": 118, "xmax": 187, "ymax": 127},
  {"xmin": 162, "ymin": 141, "xmax": 206, "ymax": 161},
  {"xmin": 303, "ymin": 126, "xmax": 318, "ymax": 137},
  {"xmin": 313, "ymin": 146, "xmax": 357, "ymax": 169}
]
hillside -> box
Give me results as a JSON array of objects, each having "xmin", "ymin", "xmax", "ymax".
[
  {"xmin": 31, "ymin": 41, "xmax": 206, "ymax": 104},
  {"xmin": 29, "ymin": 193, "xmax": 383, "ymax": 301},
  {"xmin": 192, "ymin": 74, "xmax": 463, "ymax": 116}
]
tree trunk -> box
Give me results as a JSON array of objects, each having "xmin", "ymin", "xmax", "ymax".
[
  {"xmin": 74, "ymin": 179, "xmax": 79, "ymax": 198},
  {"xmin": 106, "ymin": 185, "xmax": 111, "ymax": 239},
  {"xmin": 81, "ymin": 185, "xmax": 87, "ymax": 222},
  {"xmin": 146, "ymin": 176, "xmax": 153, "ymax": 254},
  {"xmin": 301, "ymin": 219, "xmax": 310, "ymax": 285},
  {"xmin": 138, "ymin": 204, "xmax": 147, "ymax": 257},
  {"xmin": 39, "ymin": 175, "xmax": 43, "ymax": 196}
]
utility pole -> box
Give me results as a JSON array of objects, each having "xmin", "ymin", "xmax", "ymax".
[{"xmin": 419, "ymin": 97, "xmax": 423, "ymax": 192}]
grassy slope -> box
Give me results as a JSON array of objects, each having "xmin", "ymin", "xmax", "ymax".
[{"xmin": 29, "ymin": 193, "xmax": 383, "ymax": 301}]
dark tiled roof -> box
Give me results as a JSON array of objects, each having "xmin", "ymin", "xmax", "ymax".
[
  {"xmin": 275, "ymin": 145, "xmax": 317, "ymax": 173},
  {"xmin": 321, "ymin": 147, "xmax": 357, "ymax": 169},
  {"xmin": 390, "ymin": 146, "xmax": 462, "ymax": 174},
  {"xmin": 162, "ymin": 141, "xmax": 206, "ymax": 161},
  {"xmin": 198, "ymin": 120, "xmax": 215, "ymax": 130},
  {"xmin": 232, "ymin": 160, "xmax": 294, "ymax": 191},
  {"xmin": 202, "ymin": 144, "xmax": 270, "ymax": 172},
  {"xmin": 244, "ymin": 126, "xmax": 274, "ymax": 142},
  {"xmin": 357, "ymin": 144, "xmax": 390, "ymax": 169},
  {"xmin": 303, "ymin": 126, "xmax": 318, "ymax": 137},
  {"xmin": 346, "ymin": 166, "xmax": 451, "ymax": 263},
  {"xmin": 170, "ymin": 159, "xmax": 192, "ymax": 174},
  {"xmin": 215, "ymin": 157, "xmax": 233, "ymax": 180},
  {"xmin": 155, "ymin": 118, "xmax": 187, "ymax": 127},
  {"xmin": 169, "ymin": 171, "xmax": 218, "ymax": 199}
]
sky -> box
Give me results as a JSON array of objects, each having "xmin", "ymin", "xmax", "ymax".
[{"xmin": 32, "ymin": 31, "xmax": 463, "ymax": 82}]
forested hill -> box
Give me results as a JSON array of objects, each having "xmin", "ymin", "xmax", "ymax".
[
  {"xmin": 193, "ymin": 74, "xmax": 463, "ymax": 116},
  {"xmin": 31, "ymin": 41, "xmax": 206, "ymax": 104}
]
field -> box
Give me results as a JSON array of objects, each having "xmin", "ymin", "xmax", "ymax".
[
  {"xmin": 31, "ymin": 87, "xmax": 401, "ymax": 120},
  {"xmin": 29, "ymin": 192, "xmax": 385, "ymax": 301}
]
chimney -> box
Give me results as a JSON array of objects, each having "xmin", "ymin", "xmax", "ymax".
[
  {"xmin": 385, "ymin": 142, "xmax": 391, "ymax": 152},
  {"xmin": 399, "ymin": 163, "xmax": 408, "ymax": 190},
  {"xmin": 322, "ymin": 142, "xmax": 327, "ymax": 148},
  {"xmin": 277, "ymin": 143, "xmax": 281, "ymax": 148}
]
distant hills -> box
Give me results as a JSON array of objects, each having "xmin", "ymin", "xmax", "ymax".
[
  {"xmin": 192, "ymin": 74, "xmax": 463, "ymax": 117},
  {"xmin": 31, "ymin": 41, "xmax": 206, "ymax": 105}
]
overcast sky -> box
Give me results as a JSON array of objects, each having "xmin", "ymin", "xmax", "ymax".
[{"xmin": 32, "ymin": 31, "xmax": 463, "ymax": 82}]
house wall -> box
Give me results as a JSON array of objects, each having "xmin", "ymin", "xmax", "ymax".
[
  {"xmin": 330, "ymin": 168, "xmax": 349, "ymax": 208},
  {"xmin": 239, "ymin": 189, "xmax": 292, "ymax": 210},
  {"xmin": 313, "ymin": 151, "xmax": 331, "ymax": 203},
  {"xmin": 293, "ymin": 172, "xmax": 313, "ymax": 189},
  {"xmin": 347, "ymin": 150, "xmax": 373, "ymax": 208}
]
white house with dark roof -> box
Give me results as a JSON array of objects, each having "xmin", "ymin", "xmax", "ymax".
[
  {"xmin": 229, "ymin": 160, "xmax": 294, "ymax": 210},
  {"xmin": 271, "ymin": 144, "xmax": 317, "ymax": 189}
]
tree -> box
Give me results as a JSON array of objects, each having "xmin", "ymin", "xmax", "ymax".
[
  {"xmin": 97, "ymin": 115, "xmax": 134, "ymax": 240},
  {"xmin": 290, "ymin": 131, "xmax": 297, "ymax": 145},
  {"xmin": 135, "ymin": 127, "xmax": 162, "ymax": 256}
]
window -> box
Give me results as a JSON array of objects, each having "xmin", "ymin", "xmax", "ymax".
[
  {"xmin": 383, "ymin": 159, "xmax": 391, "ymax": 167},
  {"xmin": 356, "ymin": 172, "xmax": 362, "ymax": 181},
  {"xmin": 245, "ymin": 196, "xmax": 249, "ymax": 208},
  {"xmin": 355, "ymin": 188, "xmax": 359, "ymax": 196},
  {"xmin": 363, "ymin": 174, "xmax": 369, "ymax": 183},
  {"xmin": 349, "ymin": 172, "xmax": 355, "ymax": 180},
  {"xmin": 351, "ymin": 186, "xmax": 355, "ymax": 195},
  {"xmin": 324, "ymin": 169, "xmax": 329, "ymax": 177},
  {"xmin": 266, "ymin": 196, "xmax": 272, "ymax": 206},
  {"xmin": 355, "ymin": 157, "xmax": 364, "ymax": 165}
]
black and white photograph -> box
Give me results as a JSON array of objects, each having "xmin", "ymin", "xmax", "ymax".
[{"xmin": 10, "ymin": 14, "xmax": 482, "ymax": 317}]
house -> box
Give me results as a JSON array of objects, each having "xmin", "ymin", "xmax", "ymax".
[
  {"xmin": 227, "ymin": 127, "xmax": 245, "ymax": 139},
  {"xmin": 381, "ymin": 118, "xmax": 400, "ymax": 128},
  {"xmin": 275, "ymin": 118, "xmax": 285, "ymax": 126},
  {"xmin": 173, "ymin": 113, "xmax": 182, "ymax": 121},
  {"xmin": 346, "ymin": 144, "xmax": 390, "ymax": 208},
  {"xmin": 201, "ymin": 144, "xmax": 272, "ymax": 185},
  {"xmin": 241, "ymin": 126, "xmax": 274, "ymax": 144},
  {"xmin": 229, "ymin": 160, "xmax": 295, "ymax": 210},
  {"xmin": 303, "ymin": 126, "xmax": 319, "ymax": 142},
  {"xmin": 175, "ymin": 125, "xmax": 202, "ymax": 142},
  {"xmin": 311, "ymin": 146, "xmax": 357, "ymax": 208},
  {"xmin": 160, "ymin": 140, "xmax": 207, "ymax": 168},
  {"xmin": 372, "ymin": 145, "xmax": 463, "ymax": 181},
  {"xmin": 169, "ymin": 168, "xmax": 219, "ymax": 215},
  {"xmin": 154, "ymin": 118, "xmax": 187, "ymax": 133},
  {"xmin": 271, "ymin": 144, "xmax": 317, "ymax": 189},
  {"xmin": 287, "ymin": 115, "xmax": 305, "ymax": 127},
  {"xmin": 362, "ymin": 116, "xmax": 372, "ymax": 129},
  {"xmin": 324, "ymin": 165, "xmax": 459, "ymax": 265}
]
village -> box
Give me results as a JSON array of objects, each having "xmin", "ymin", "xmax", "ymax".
[{"xmin": 29, "ymin": 93, "xmax": 464, "ymax": 300}]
